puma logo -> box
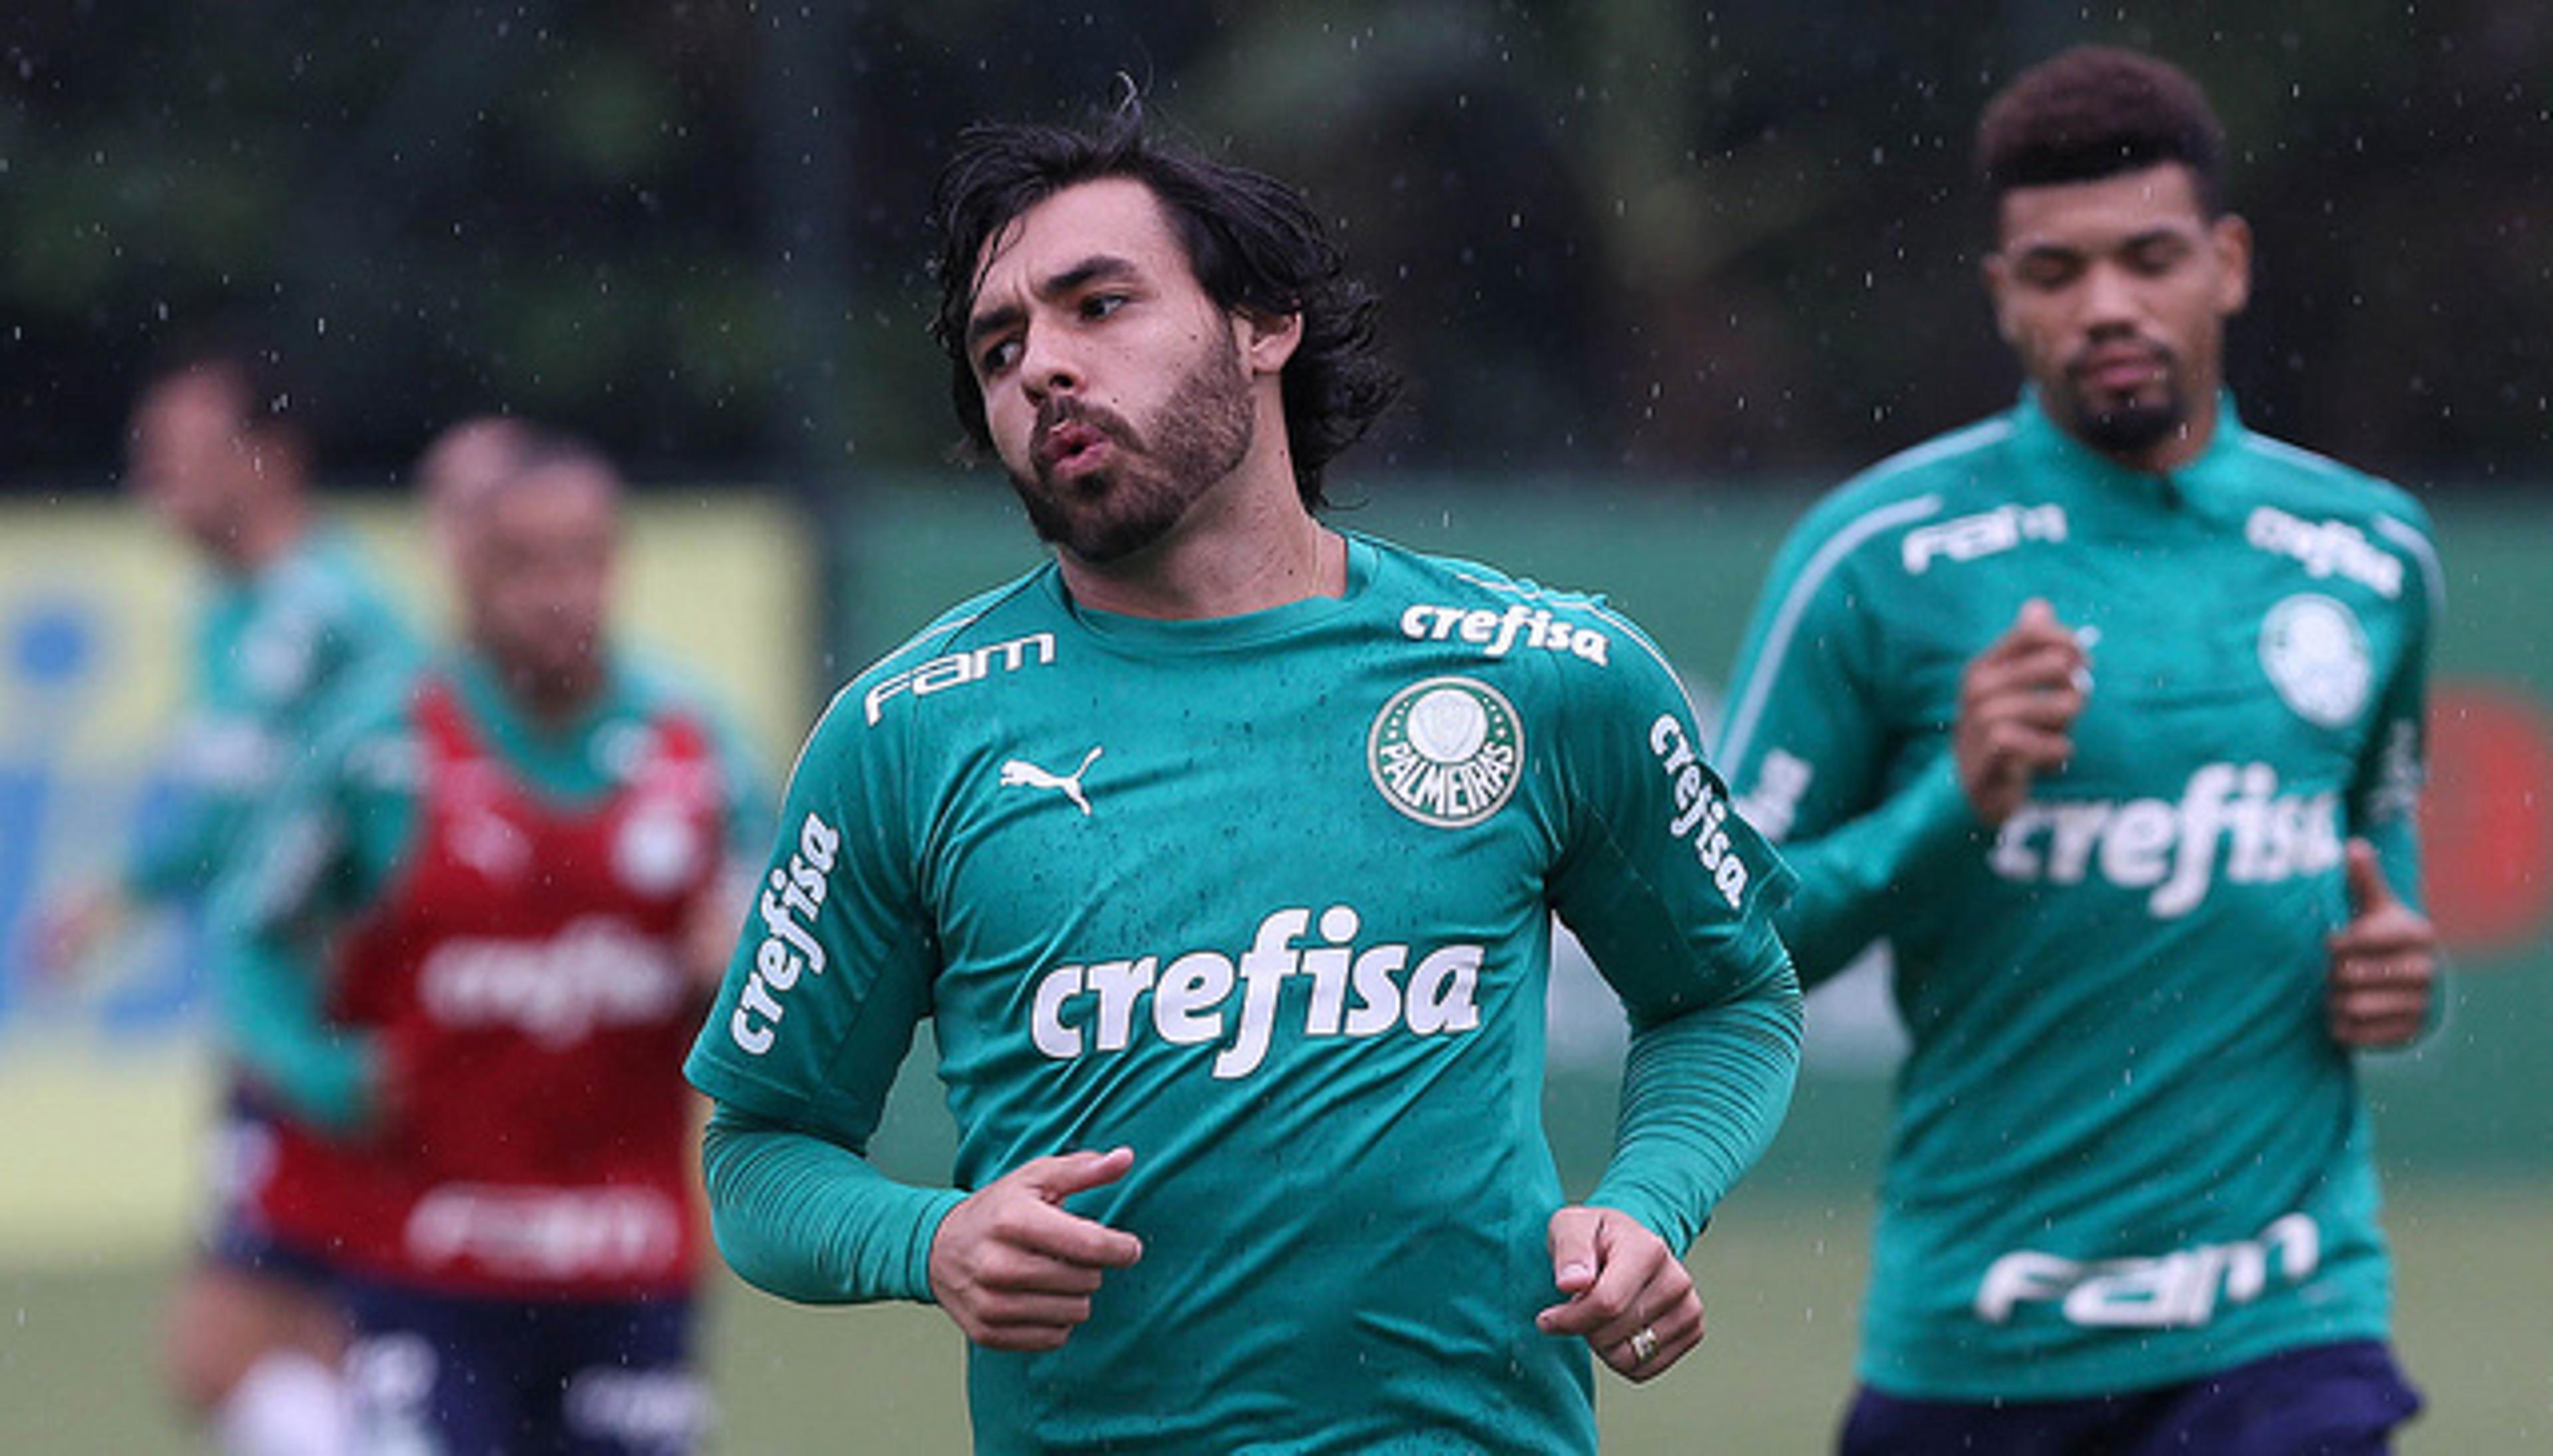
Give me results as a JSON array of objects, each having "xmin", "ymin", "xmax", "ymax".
[{"xmin": 1000, "ymin": 745, "xmax": 1104, "ymax": 817}]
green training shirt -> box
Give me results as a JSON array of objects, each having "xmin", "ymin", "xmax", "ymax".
[
  {"xmin": 128, "ymin": 528, "xmax": 416, "ymax": 905},
  {"xmin": 686, "ymin": 532, "xmax": 1802, "ymax": 1455},
  {"xmin": 1717, "ymin": 394, "xmax": 2437, "ymax": 1401}
]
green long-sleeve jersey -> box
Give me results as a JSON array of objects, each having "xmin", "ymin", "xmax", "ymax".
[
  {"xmin": 1717, "ymin": 394, "xmax": 2438, "ymax": 1401},
  {"xmin": 127, "ymin": 528, "xmax": 416, "ymax": 905},
  {"xmin": 685, "ymin": 533, "xmax": 1803, "ymax": 1455}
]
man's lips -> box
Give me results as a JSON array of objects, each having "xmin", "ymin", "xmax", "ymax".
[
  {"xmin": 2075, "ymin": 347, "xmax": 2165, "ymax": 394},
  {"xmin": 1037, "ymin": 420, "xmax": 1110, "ymax": 471}
]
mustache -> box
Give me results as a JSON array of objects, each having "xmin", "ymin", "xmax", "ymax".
[
  {"xmin": 1033, "ymin": 398, "xmax": 1142, "ymax": 455},
  {"xmin": 2063, "ymin": 335, "xmax": 2177, "ymax": 377}
]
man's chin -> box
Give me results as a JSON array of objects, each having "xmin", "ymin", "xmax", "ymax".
[
  {"xmin": 1037, "ymin": 513, "xmax": 1177, "ymax": 566},
  {"xmin": 1017, "ymin": 477, "xmax": 1173, "ymax": 564},
  {"xmin": 2067, "ymin": 390, "xmax": 2184, "ymax": 459},
  {"xmin": 491, "ymin": 654, "xmax": 601, "ymax": 707}
]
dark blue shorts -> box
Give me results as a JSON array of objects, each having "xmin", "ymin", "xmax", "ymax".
[
  {"xmin": 341, "ymin": 1280, "xmax": 705, "ymax": 1455},
  {"xmin": 1840, "ymin": 1340, "xmax": 2422, "ymax": 1455}
]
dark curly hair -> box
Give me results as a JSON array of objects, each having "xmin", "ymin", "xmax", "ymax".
[
  {"xmin": 1977, "ymin": 46, "xmax": 2227, "ymax": 217},
  {"xmin": 929, "ymin": 94, "xmax": 1400, "ymax": 512}
]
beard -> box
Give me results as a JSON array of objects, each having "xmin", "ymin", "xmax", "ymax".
[
  {"xmin": 2060, "ymin": 342, "xmax": 2189, "ymax": 460},
  {"xmin": 1009, "ymin": 337, "xmax": 1256, "ymax": 564},
  {"xmin": 486, "ymin": 616, "xmax": 606, "ymax": 716},
  {"xmin": 2072, "ymin": 390, "xmax": 2186, "ymax": 458}
]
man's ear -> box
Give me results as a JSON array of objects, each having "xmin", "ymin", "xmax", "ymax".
[
  {"xmin": 2210, "ymin": 212, "xmax": 2254, "ymax": 318},
  {"xmin": 1238, "ymin": 308, "xmax": 1304, "ymax": 376},
  {"xmin": 1981, "ymin": 251, "xmax": 2022, "ymax": 346}
]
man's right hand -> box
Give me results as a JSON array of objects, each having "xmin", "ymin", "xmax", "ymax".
[
  {"xmin": 1954, "ymin": 599, "xmax": 2089, "ymax": 826},
  {"xmin": 927, "ymin": 1146, "xmax": 1144, "ymax": 1352}
]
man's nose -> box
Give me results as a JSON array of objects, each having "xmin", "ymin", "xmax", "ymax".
[
  {"xmin": 1018, "ymin": 327, "xmax": 1082, "ymax": 403},
  {"xmin": 2078, "ymin": 260, "xmax": 2141, "ymax": 329}
]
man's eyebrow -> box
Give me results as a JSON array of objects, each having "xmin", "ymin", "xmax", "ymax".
[
  {"xmin": 965, "ymin": 302, "xmax": 1024, "ymax": 353},
  {"xmin": 1040, "ymin": 253, "xmax": 1140, "ymax": 301},
  {"xmin": 2007, "ymin": 238, "xmax": 2086, "ymax": 262},
  {"xmin": 965, "ymin": 254, "xmax": 1141, "ymax": 350},
  {"xmin": 2008, "ymin": 225, "xmax": 2193, "ymax": 262},
  {"xmin": 2121, "ymin": 225, "xmax": 2193, "ymax": 250}
]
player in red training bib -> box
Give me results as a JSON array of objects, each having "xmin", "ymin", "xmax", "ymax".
[{"xmin": 213, "ymin": 427, "xmax": 765, "ymax": 1453}]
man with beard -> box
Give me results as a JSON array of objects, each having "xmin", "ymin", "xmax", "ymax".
[
  {"xmin": 1715, "ymin": 47, "xmax": 2437, "ymax": 1452},
  {"xmin": 684, "ymin": 100, "xmax": 1803, "ymax": 1453}
]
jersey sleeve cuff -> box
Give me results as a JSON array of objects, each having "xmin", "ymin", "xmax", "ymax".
[
  {"xmin": 899, "ymin": 1189, "xmax": 969, "ymax": 1303},
  {"xmin": 1584, "ymin": 1187, "xmax": 1702, "ymax": 1257}
]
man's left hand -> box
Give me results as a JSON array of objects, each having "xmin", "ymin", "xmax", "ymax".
[
  {"xmin": 2327, "ymin": 838, "xmax": 2438, "ymax": 1049},
  {"xmin": 1535, "ymin": 1205, "xmax": 1703, "ymax": 1382}
]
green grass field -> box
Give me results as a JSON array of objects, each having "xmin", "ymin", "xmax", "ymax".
[{"xmin": 2, "ymin": 1179, "xmax": 2540, "ymax": 1453}]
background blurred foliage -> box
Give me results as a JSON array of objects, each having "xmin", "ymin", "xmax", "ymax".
[{"xmin": 2, "ymin": 0, "xmax": 2544, "ymax": 489}]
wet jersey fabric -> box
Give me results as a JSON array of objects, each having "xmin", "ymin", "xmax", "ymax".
[
  {"xmin": 1716, "ymin": 394, "xmax": 2437, "ymax": 1401},
  {"xmin": 126, "ymin": 528, "xmax": 415, "ymax": 904},
  {"xmin": 685, "ymin": 533, "xmax": 1802, "ymax": 1455},
  {"xmin": 219, "ymin": 654, "xmax": 765, "ymax": 1298}
]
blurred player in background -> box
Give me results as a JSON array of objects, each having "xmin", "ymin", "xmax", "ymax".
[
  {"xmin": 215, "ymin": 429, "xmax": 765, "ymax": 1453},
  {"xmin": 685, "ymin": 100, "xmax": 1802, "ymax": 1453},
  {"xmin": 31, "ymin": 333, "xmax": 416, "ymax": 1455},
  {"xmin": 1715, "ymin": 47, "xmax": 2438, "ymax": 1453}
]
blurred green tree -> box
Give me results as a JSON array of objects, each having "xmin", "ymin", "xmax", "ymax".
[{"xmin": 1, "ymin": 1, "xmax": 2542, "ymax": 487}]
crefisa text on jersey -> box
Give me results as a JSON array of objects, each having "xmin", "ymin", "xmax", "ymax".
[
  {"xmin": 1030, "ymin": 906, "xmax": 1485, "ymax": 1079},
  {"xmin": 1399, "ymin": 601, "xmax": 1612, "ymax": 665},
  {"xmin": 420, "ymin": 915, "xmax": 689, "ymax": 1048},
  {"xmin": 1987, "ymin": 762, "xmax": 2343, "ymax": 917},
  {"xmin": 2245, "ymin": 506, "xmax": 2404, "ymax": 598},
  {"xmin": 730, "ymin": 812, "xmax": 842, "ymax": 1054},
  {"xmin": 1647, "ymin": 715, "xmax": 1752, "ymax": 910}
]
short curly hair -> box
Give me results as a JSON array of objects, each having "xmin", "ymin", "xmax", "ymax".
[
  {"xmin": 1977, "ymin": 47, "xmax": 2227, "ymax": 217},
  {"xmin": 929, "ymin": 95, "xmax": 1400, "ymax": 512}
]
